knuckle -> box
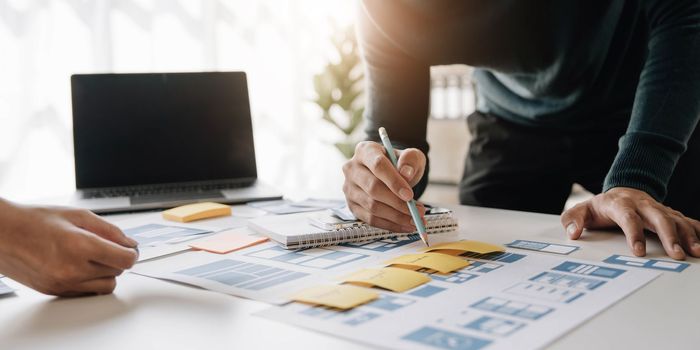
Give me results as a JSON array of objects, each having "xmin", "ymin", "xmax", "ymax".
[
  {"xmin": 368, "ymin": 154, "xmax": 384, "ymax": 171},
  {"xmin": 355, "ymin": 141, "xmax": 370, "ymax": 154},
  {"xmin": 72, "ymin": 208, "xmax": 92, "ymax": 219},
  {"xmin": 611, "ymin": 196, "xmax": 632, "ymax": 208},
  {"xmin": 367, "ymin": 199, "xmax": 381, "ymax": 213},
  {"xmin": 651, "ymin": 213, "xmax": 671, "ymax": 227},
  {"xmin": 342, "ymin": 161, "xmax": 351, "ymax": 174},
  {"xmin": 619, "ymin": 210, "xmax": 638, "ymax": 224},
  {"xmin": 367, "ymin": 178, "xmax": 383, "ymax": 195}
]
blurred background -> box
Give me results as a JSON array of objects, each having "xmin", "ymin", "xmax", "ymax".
[{"xmin": 0, "ymin": 0, "xmax": 480, "ymax": 204}]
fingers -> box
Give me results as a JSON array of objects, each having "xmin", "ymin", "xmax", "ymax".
[
  {"xmin": 638, "ymin": 206, "xmax": 685, "ymax": 260},
  {"xmin": 67, "ymin": 209, "xmax": 138, "ymax": 248},
  {"xmin": 343, "ymin": 142, "xmax": 428, "ymax": 233},
  {"xmin": 79, "ymin": 229, "xmax": 138, "ymax": 270},
  {"xmin": 668, "ymin": 212, "xmax": 700, "ymax": 257},
  {"xmin": 606, "ymin": 206, "xmax": 647, "ymax": 257},
  {"xmin": 396, "ymin": 148, "xmax": 426, "ymax": 186},
  {"xmin": 350, "ymin": 165, "xmax": 412, "ymax": 214},
  {"xmin": 71, "ymin": 277, "xmax": 118, "ymax": 296},
  {"xmin": 357, "ymin": 142, "xmax": 413, "ymax": 201},
  {"xmin": 87, "ymin": 261, "xmax": 125, "ymax": 278},
  {"xmin": 346, "ymin": 184, "xmax": 415, "ymax": 230},
  {"xmin": 347, "ymin": 201, "xmax": 416, "ymax": 233},
  {"xmin": 560, "ymin": 202, "xmax": 593, "ymax": 240}
]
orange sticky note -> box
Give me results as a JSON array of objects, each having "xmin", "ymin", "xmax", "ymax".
[{"xmin": 189, "ymin": 229, "xmax": 268, "ymax": 254}]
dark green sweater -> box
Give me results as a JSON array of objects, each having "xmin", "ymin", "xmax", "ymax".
[{"xmin": 359, "ymin": 0, "xmax": 700, "ymax": 201}]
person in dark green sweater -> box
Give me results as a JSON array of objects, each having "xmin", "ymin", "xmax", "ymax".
[{"xmin": 342, "ymin": 0, "xmax": 700, "ymax": 260}]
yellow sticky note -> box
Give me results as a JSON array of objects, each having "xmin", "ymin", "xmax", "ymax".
[
  {"xmin": 189, "ymin": 229, "xmax": 268, "ymax": 254},
  {"xmin": 342, "ymin": 267, "xmax": 430, "ymax": 293},
  {"xmin": 386, "ymin": 253, "xmax": 470, "ymax": 274},
  {"xmin": 162, "ymin": 202, "xmax": 231, "ymax": 223},
  {"xmin": 424, "ymin": 240, "xmax": 505, "ymax": 255},
  {"xmin": 291, "ymin": 284, "xmax": 378, "ymax": 310}
]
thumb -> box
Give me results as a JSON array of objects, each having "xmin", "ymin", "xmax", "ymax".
[
  {"xmin": 560, "ymin": 202, "xmax": 593, "ymax": 240},
  {"xmin": 396, "ymin": 148, "xmax": 426, "ymax": 186}
]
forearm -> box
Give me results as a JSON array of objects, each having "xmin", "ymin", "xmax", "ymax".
[
  {"xmin": 604, "ymin": 0, "xmax": 700, "ymax": 200},
  {"xmin": 359, "ymin": 1, "xmax": 431, "ymax": 198}
]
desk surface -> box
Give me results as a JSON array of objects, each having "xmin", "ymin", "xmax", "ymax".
[{"xmin": 1, "ymin": 205, "xmax": 698, "ymax": 350}]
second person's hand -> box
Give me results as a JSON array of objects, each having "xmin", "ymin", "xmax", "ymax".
[
  {"xmin": 0, "ymin": 201, "xmax": 139, "ymax": 296},
  {"xmin": 342, "ymin": 141, "xmax": 427, "ymax": 232}
]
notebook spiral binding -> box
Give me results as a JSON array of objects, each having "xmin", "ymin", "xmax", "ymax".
[{"xmin": 288, "ymin": 212, "xmax": 458, "ymax": 250}]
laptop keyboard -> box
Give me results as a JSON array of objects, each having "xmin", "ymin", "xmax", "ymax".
[{"xmin": 83, "ymin": 182, "xmax": 249, "ymax": 199}]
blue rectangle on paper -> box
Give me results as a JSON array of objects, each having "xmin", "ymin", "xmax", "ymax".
[
  {"xmin": 603, "ymin": 255, "xmax": 689, "ymax": 272},
  {"xmin": 506, "ymin": 240, "xmax": 579, "ymax": 255},
  {"xmin": 552, "ymin": 261, "xmax": 625, "ymax": 279},
  {"xmin": 409, "ymin": 285, "xmax": 446, "ymax": 298},
  {"xmin": 367, "ymin": 295, "xmax": 416, "ymax": 311},
  {"xmin": 529, "ymin": 272, "xmax": 606, "ymax": 290},
  {"xmin": 402, "ymin": 327, "xmax": 492, "ymax": 350},
  {"xmin": 494, "ymin": 252, "xmax": 526, "ymax": 263},
  {"xmin": 508, "ymin": 240, "xmax": 548, "ymax": 250},
  {"xmin": 432, "ymin": 271, "xmax": 478, "ymax": 284},
  {"xmin": 463, "ymin": 315, "xmax": 525, "ymax": 337},
  {"xmin": 471, "ymin": 297, "xmax": 554, "ymax": 320}
]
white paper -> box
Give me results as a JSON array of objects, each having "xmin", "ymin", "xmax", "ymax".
[
  {"xmin": 113, "ymin": 213, "xmax": 245, "ymax": 262},
  {"xmin": 257, "ymin": 253, "xmax": 659, "ymax": 350},
  {"xmin": 0, "ymin": 279, "xmax": 15, "ymax": 296},
  {"xmin": 130, "ymin": 234, "xmax": 442, "ymax": 304}
]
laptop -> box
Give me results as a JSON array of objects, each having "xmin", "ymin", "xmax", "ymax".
[{"xmin": 66, "ymin": 71, "xmax": 282, "ymax": 214}]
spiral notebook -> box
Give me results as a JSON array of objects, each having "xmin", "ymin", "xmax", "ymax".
[{"xmin": 248, "ymin": 207, "xmax": 458, "ymax": 249}]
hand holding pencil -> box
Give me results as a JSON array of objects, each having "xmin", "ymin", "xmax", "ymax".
[{"xmin": 341, "ymin": 127, "xmax": 428, "ymax": 242}]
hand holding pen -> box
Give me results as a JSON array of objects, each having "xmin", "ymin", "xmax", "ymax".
[{"xmin": 341, "ymin": 127, "xmax": 428, "ymax": 243}]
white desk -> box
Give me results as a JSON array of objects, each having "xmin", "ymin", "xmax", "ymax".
[{"xmin": 1, "ymin": 205, "xmax": 698, "ymax": 349}]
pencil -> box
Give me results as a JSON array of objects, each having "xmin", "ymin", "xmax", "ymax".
[{"xmin": 378, "ymin": 127, "xmax": 429, "ymax": 246}]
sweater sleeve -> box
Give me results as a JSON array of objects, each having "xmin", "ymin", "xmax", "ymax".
[
  {"xmin": 358, "ymin": 1, "xmax": 432, "ymax": 198},
  {"xmin": 603, "ymin": 0, "xmax": 700, "ymax": 200}
]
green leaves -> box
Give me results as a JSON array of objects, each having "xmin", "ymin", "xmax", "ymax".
[{"xmin": 313, "ymin": 25, "xmax": 365, "ymax": 158}]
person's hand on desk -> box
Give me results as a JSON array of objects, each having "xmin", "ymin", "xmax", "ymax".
[
  {"xmin": 0, "ymin": 199, "xmax": 139, "ymax": 296},
  {"xmin": 562, "ymin": 187, "xmax": 700, "ymax": 260},
  {"xmin": 342, "ymin": 141, "xmax": 427, "ymax": 232}
]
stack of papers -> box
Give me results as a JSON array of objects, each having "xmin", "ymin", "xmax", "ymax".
[{"xmin": 248, "ymin": 198, "xmax": 345, "ymax": 215}]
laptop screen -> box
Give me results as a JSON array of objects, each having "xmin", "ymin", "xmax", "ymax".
[{"xmin": 71, "ymin": 72, "xmax": 257, "ymax": 189}]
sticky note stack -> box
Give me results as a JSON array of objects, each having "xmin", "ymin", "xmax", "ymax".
[
  {"xmin": 341, "ymin": 267, "xmax": 430, "ymax": 293},
  {"xmin": 289, "ymin": 239, "xmax": 505, "ymax": 311},
  {"xmin": 424, "ymin": 240, "xmax": 505, "ymax": 255},
  {"xmin": 385, "ymin": 253, "xmax": 469, "ymax": 274},
  {"xmin": 162, "ymin": 202, "xmax": 231, "ymax": 223}
]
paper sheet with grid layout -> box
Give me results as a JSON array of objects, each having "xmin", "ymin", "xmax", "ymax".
[{"xmin": 257, "ymin": 253, "xmax": 659, "ymax": 350}]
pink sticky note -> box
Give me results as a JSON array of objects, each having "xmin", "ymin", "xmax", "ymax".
[{"xmin": 189, "ymin": 229, "xmax": 268, "ymax": 254}]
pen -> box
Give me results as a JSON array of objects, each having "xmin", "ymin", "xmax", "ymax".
[{"xmin": 378, "ymin": 127, "xmax": 429, "ymax": 247}]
